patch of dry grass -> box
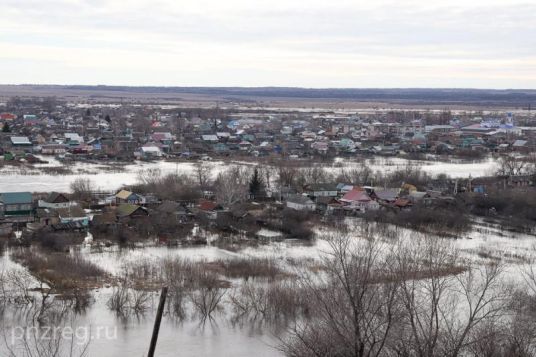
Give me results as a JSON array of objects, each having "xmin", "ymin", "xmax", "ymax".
[
  {"xmin": 207, "ymin": 257, "xmax": 288, "ymax": 280},
  {"xmin": 11, "ymin": 249, "xmax": 108, "ymax": 289}
]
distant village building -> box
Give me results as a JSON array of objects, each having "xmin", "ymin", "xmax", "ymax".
[
  {"xmin": 115, "ymin": 190, "xmax": 145, "ymax": 205},
  {"xmin": 340, "ymin": 189, "xmax": 379, "ymax": 212},
  {"xmin": 57, "ymin": 205, "xmax": 90, "ymax": 226},
  {"xmin": 136, "ymin": 146, "xmax": 163, "ymax": 159},
  {"xmin": 286, "ymin": 195, "xmax": 316, "ymax": 211},
  {"xmin": 117, "ymin": 204, "xmax": 148, "ymax": 220},
  {"xmin": 10, "ymin": 136, "xmax": 32, "ymax": 147},
  {"xmin": 41, "ymin": 144, "xmax": 67, "ymax": 155}
]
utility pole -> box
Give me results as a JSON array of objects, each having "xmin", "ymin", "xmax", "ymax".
[{"xmin": 148, "ymin": 286, "xmax": 168, "ymax": 357}]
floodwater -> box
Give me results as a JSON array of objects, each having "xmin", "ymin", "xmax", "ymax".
[
  {"xmin": 0, "ymin": 243, "xmax": 288, "ymax": 357},
  {"xmin": 362, "ymin": 156, "xmax": 498, "ymax": 178},
  {"xmin": 0, "ymin": 158, "xmax": 212, "ymax": 192},
  {"xmin": 0, "ymin": 155, "xmax": 498, "ymax": 192},
  {"xmin": 1, "ymin": 220, "xmax": 534, "ymax": 357},
  {"xmin": 69, "ymin": 299, "xmax": 283, "ymax": 357},
  {"xmin": 0, "ymin": 286, "xmax": 283, "ymax": 357}
]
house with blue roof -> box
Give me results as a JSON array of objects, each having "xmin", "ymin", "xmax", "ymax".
[{"xmin": 0, "ymin": 192, "xmax": 34, "ymax": 219}]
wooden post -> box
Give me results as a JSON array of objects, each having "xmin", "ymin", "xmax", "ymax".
[{"xmin": 148, "ymin": 286, "xmax": 168, "ymax": 357}]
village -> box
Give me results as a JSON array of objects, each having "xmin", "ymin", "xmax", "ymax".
[
  {"xmin": 0, "ymin": 97, "xmax": 535, "ymax": 163},
  {"xmin": 0, "ymin": 97, "xmax": 534, "ymax": 245}
]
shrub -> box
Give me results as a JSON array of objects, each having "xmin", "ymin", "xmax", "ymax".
[
  {"xmin": 210, "ymin": 258, "xmax": 284, "ymax": 280},
  {"xmin": 364, "ymin": 204, "xmax": 470, "ymax": 235},
  {"xmin": 281, "ymin": 208, "xmax": 314, "ymax": 240},
  {"xmin": 11, "ymin": 250, "xmax": 106, "ymax": 289}
]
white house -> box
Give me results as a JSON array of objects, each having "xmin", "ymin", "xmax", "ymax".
[
  {"xmin": 64, "ymin": 133, "xmax": 84, "ymax": 145},
  {"xmin": 41, "ymin": 144, "xmax": 67, "ymax": 155},
  {"xmin": 38, "ymin": 192, "xmax": 74, "ymax": 209},
  {"xmin": 305, "ymin": 184, "xmax": 339, "ymax": 198},
  {"xmin": 137, "ymin": 146, "xmax": 162, "ymax": 159},
  {"xmin": 286, "ymin": 195, "xmax": 316, "ymax": 211},
  {"xmin": 201, "ymin": 135, "xmax": 219, "ymax": 143}
]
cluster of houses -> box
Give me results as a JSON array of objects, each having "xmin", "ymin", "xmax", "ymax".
[
  {"xmin": 0, "ymin": 177, "xmax": 445, "ymax": 236},
  {"xmin": 0, "ymin": 187, "xmax": 236, "ymax": 237},
  {"xmin": 1, "ymin": 167, "xmax": 533, "ymax": 239},
  {"xmin": 0, "ymin": 102, "xmax": 535, "ymax": 163},
  {"xmin": 283, "ymin": 183, "xmax": 442, "ymax": 214}
]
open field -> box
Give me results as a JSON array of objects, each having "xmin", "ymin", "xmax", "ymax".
[{"xmin": 1, "ymin": 85, "xmax": 536, "ymax": 110}]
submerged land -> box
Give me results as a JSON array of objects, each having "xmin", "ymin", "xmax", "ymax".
[{"xmin": 0, "ymin": 86, "xmax": 535, "ymax": 356}]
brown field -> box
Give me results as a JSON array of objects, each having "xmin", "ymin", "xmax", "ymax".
[{"xmin": 0, "ymin": 84, "xmax": 526, "ymax": 111}]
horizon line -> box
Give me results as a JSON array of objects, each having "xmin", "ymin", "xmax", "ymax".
[{"xmin": 0, "ymin": 84, "xmax": 536, "ymax": 91}]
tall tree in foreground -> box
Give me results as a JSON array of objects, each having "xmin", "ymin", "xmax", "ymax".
[
  {"xmin": 281, "ymin": 231, "xmax": 400, "ymax": 357},
  {"xmin": 281, "ymin": 229, "xmax": 510, "ymax": 357}
]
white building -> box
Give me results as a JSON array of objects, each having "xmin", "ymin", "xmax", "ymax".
[
  {"xmin": 138, "ymin": 146, "xmax": 163, "ymax": 158},
  {"xmin": 286, "ymin": 195, "xmax": 316, "ymax": 211}
]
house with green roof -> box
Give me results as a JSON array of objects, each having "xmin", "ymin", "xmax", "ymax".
[
  {"xmin": 116, "ymin": 204, "xmax": 148, "ymax": 220},
  {"xmin": 0, "ymin": 192, "xmax": 34, "ymax": 219},
  {"xmin": 213, "ymin": 143, "xmax": 229, "ymax": 153}
]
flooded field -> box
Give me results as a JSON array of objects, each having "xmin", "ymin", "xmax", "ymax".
[
  {"xmin": 0, "ymin": 156, "xmax": 498, "ymax": 192},
  {"xmin": 0, "ymin": 153, "xmax": 531, "ymax": 357}
]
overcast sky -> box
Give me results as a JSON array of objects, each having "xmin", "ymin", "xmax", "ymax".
[{"xmin": 0, "ymin": 0, "xmax": 535, "ymax": 88}]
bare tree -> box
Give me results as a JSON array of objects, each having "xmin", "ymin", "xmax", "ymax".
[
  {"xmin": 301, "ymin": 166, "xmax": 331, "ymax": 185},
  {"xmin": 258, "ymin": 165, "xmax": 274, "ymax": 190},
  {"xmin": 496, "ymin": 154, "xmax": 529, "ymax": 176},
  {"xmin": 282, "ymin": 232, "xmax": 399, "ymax": 357},
  {"xmin": 189, "ymin": 286, "xmax": 226, "ymax": 323},
  {"xmin": 277, "ymin": 165, "xmax": 298, "ymax": 188},
  {"xmin": 392, "ymin": 235, "xmax": 508, "ymax": 357},
  {"xmin": 194, "ymin": 162, "xmax": 212, "ymax": 188},
  {"xmin": 337, "ymin": 165, "xmax": 373, "ymax": 185},
  {"xmin": 70, "ymin": 178, "xmax": 94, "ymax": 202},
  {"xmin": 282, "ymin": 229, "xmax": 510, "ymax": 357},
  {"xmin": 136, "ymin": 168, "xmax": 162, "ymax": 186},
  {"xmin": 214, "ymin": 166, "xmax": 249, "ymax": 206}
]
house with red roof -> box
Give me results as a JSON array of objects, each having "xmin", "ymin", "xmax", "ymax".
[
  {"xmin": 196, "ymin": 199, "xmax": 224, "ymax": 220},
  {"xmin": 0, "ymin": 113, "xmax": 16, "ymax": 121},
  {"xmin": 394, "ymin": 198, "xmax": 413, "ymax": 210},
  {"xmin": 340, "ymin": 188, "xmax": 379, "ymax": 212}
]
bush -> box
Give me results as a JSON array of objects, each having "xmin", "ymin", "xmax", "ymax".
[
  {"xmin": 364, "ymin": 204, "xmax": 470, "ymax": 235},
  {"xmin": 11, "ymin": 250, "xmax": 106, "ymax": 289},
  {"xmin": 40, "ymin": 232, "xmax": 78, "ymax": 252},
  {"xmin": 281, "ymin": 208, "xmax": 314, "ymax": 240},
  {"xmin": 471, "ymin": 190, "xmax": 536, "ymax": 232},
  {"xmin": 210, "ymin": 258, "xmax": 284, "ymax": 280}
]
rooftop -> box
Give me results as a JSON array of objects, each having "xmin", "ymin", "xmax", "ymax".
[{"xmin": 0, "ymin": 192, "xmax": 33, "ymax": 204}]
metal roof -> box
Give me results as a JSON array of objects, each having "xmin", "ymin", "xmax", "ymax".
[
  {"xmin": 10, "ymin": 136, "xmax": 32, "ymax": 145},
  {"xmin": 0, "ymin": 192, "xmax": 33, "ymax": 204},
  {"xmin": 115, "ymin": 190, "xmax": 133, "ymax": 200}
]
